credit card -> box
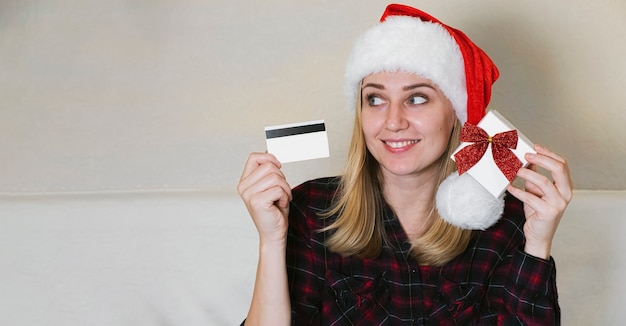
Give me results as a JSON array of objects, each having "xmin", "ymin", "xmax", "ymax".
[{"xmin": 265, "ymin": 120, "xmax": 330, "ymax": 163}]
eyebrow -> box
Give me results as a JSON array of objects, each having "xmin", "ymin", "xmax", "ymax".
[{"xmin": 361, "ymin": 82, "xmax": 436, "ymax": 91}]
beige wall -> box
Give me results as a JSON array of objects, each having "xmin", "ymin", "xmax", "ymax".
[{"xmin": 1, "ymin": 0, "xmax": 625, "ymax": 193}]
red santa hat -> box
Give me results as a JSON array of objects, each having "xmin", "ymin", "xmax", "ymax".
[{"xmin": 345, "ymin": 4, "xmax": 505, "ymax": 229}]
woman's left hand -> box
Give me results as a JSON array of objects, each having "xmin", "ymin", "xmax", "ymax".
[{"xmin": 507, "ymin": 144, "xmax": 573, "ymax": 259}]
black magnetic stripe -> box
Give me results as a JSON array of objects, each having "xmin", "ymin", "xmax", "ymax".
[{"xmin": 265, "ymin": 123, "xmax": 326, "ymax": 139}]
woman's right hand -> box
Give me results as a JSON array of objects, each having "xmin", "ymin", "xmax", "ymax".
[
  {"xmin": 239, "ymin": 153, "xmax": 293, "ymax": 325},
  {"xmin": 237, "ymin": 152, "xmax": 292, "ymax": 244}
]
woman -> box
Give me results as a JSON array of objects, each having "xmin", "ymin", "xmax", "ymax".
[{"xmin": 238, "ymin": 4, "xmax": 572, "ymax": 325}]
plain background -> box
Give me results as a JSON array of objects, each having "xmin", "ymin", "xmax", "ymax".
[{"xmin": 1, "ymin": 0, "xmax": 625, "ymax": 194}]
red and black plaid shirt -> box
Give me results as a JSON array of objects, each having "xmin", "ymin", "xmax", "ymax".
[{"xmin": 286, "ymin": 177, "xmax": 559, "ymax": 325}]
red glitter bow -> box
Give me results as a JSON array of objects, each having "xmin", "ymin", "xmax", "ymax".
[{"xmin": 454, "ymin": 123, "xmax": 522, "ymax": 182}]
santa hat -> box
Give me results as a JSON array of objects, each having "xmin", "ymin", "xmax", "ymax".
[{"xmin": 345, "ymin": 4, "xmax": 504, "ymax": 230}]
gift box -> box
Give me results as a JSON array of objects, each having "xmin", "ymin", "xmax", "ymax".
[{"xmin": 451, "ymin": 110, "xmax": 535, "ymax": 198}]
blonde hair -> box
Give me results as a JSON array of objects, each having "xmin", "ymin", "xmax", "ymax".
[{"xmin": 321, "ymin": 89, "xmax": 472, "ymax": 266}]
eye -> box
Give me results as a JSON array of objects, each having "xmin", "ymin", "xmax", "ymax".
[
  {"xmin": 408, "ymin": 95, "xmax": 427, "ymax": 105},
  {"xmin": 366, "ymin": 94, "xmax": 385, "ymax": 106}
]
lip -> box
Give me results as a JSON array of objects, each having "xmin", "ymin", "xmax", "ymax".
[{"xmin": 382, "ymin": 139, "xmax": 420, "ymax": 152}]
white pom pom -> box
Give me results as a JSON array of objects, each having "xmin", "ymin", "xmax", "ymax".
[{"xmin": 435, "ymin": 172, "xmax": 505, "ymax": 230}]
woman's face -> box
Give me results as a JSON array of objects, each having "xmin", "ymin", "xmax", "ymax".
[{"xmin": 360, "ymin": 71, "xmax": 456, "ymax": 180}]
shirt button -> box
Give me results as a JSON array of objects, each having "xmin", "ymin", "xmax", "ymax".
[{"xmin": 411, "ymin": 269, "xmax": 416, "ymax": 273}]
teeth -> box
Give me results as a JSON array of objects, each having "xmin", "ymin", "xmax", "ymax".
[{"xmin": 385, "ymin": 140, "xmax": 418, "ymax": 148}]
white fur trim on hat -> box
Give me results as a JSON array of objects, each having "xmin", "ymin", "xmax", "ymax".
[
  {"xmin": 345, "ymin": 16, "xmax": 468, "ymax": 124},
  {"xmin": 436, "ymin": 172, "xmax": 505, "ymax": 230}
]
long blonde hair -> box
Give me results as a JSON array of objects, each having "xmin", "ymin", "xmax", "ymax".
[{"xmin": 321, "ymin": 90, "xmax": 472, "ymax": 266}]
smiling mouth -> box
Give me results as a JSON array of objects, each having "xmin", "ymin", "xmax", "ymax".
[{"xmin": 384, "ymin": 140, "xmax": 420, "ymax": 149}]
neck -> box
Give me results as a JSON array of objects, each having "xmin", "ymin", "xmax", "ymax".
[{"xmin": 382, "ymin": 170, "xmax": 438, "ymax": 237}]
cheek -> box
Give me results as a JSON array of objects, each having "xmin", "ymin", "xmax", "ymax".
[
  {"xmin": 438, "ymin": 109, "xmax": 456, "ymax": 135},
  {"xmin": 424, "ymin": 113, "xmax": 455, "ymax": 145},
  {"xmin": 438, "ymin": 118, "xmax": 454, "ymax": 135},
  {"xmin": 437, "ymin": 121, "xmax": 453, "ymax": 141},
  {"xmin": 360, "ymin": 111, "xmax": 380, "ymax": 138}
]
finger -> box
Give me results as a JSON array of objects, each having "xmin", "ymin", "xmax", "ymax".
[
  {"xmin": 520, "ymin": 174, "xmax": 545, "ymax": 198},
  {"xmin": 258, "ymin": 169, "xmax": 292, "ymax": 202},
  {"xmin": 525, "ymin": 162, "xmax": 537, "ymax": 172},
  {"xmin": 240, "ymin": 159, "xmax": 283, "ymax": 186},
  {"xmin": 240, "ymin": 152, "xmax": 281, "ymax": 181},
  {"xmin": 248, "ymin": 184, "xmax": 291, "ymax": 212},
  {"xmin": 240, "ymin": 152, "xmax": 282, "ymax": 181},
  {"xmin": 534, "ymin": 144, "xmax": 566, "ymax": 164},
  {"xmin": 238, "ymin": 153, "xmax": 285, "ymax": 196},
  {"xmin": 239, "ymin": 165, "xmax": 291, "ymax": 202},
  {"xmin": 516, "ymin": 167, "xmax": 560, "ymax": 200},
  {"xmin": 531, "ymin": 144, "xmax": 572, "ymax": 189},
  {"xmin": 508, "ymin": 181, "xmax": 565, "ymax": 224},
  {"xmin": 525, "ymin": 147, "xmax": 573, "ymax": 202},
  {"xmin": 274, "ymin": 186, "xmax": 292, "ymax": 209},
  {"xmin": 516, "ymin": 163, "xmax": 545, "ymax": 197},
  {"xmin": 506, "ymin": 183, "xmax": 545, "ymax": 214},
  {"xmin": 514, "ymin": 167, "xmax": 569, "ymax": 219}
]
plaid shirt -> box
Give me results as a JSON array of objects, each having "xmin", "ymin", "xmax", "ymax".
[{"xmin": 286, "ymin": 177, "xmax": 559, "ymax": 326}]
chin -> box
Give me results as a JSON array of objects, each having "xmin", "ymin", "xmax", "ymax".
[
  {"xmin": 382, "ymin": 157, "xmax": 442, "ymax": 178},
  {"xmin": 382, "ymin": 163, "xmax": 424, "ymax": 177}
]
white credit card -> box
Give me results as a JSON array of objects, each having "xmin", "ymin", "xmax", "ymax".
[{"xmin": 265, "ymin": 120, "xmax": 330, "ymax": 163}]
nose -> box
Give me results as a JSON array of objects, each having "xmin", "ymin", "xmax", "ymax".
[{"xmin": 385, "ymin": 102, "xmax": 409, "ymax": 131}]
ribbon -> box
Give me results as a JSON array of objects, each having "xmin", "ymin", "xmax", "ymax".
[{"xmin": 454, "ymin": 123, "xmax": 522, "ymax": 182}]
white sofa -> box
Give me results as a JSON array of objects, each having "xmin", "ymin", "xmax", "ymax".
[{"xmin": 1, "ymin": 190, "xmax": 624, "ymax": 325}]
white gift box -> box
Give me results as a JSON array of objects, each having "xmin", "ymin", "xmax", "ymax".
[{"xmin": 451, "ymin": 110, "xmax": 536, "ymax": 198}]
